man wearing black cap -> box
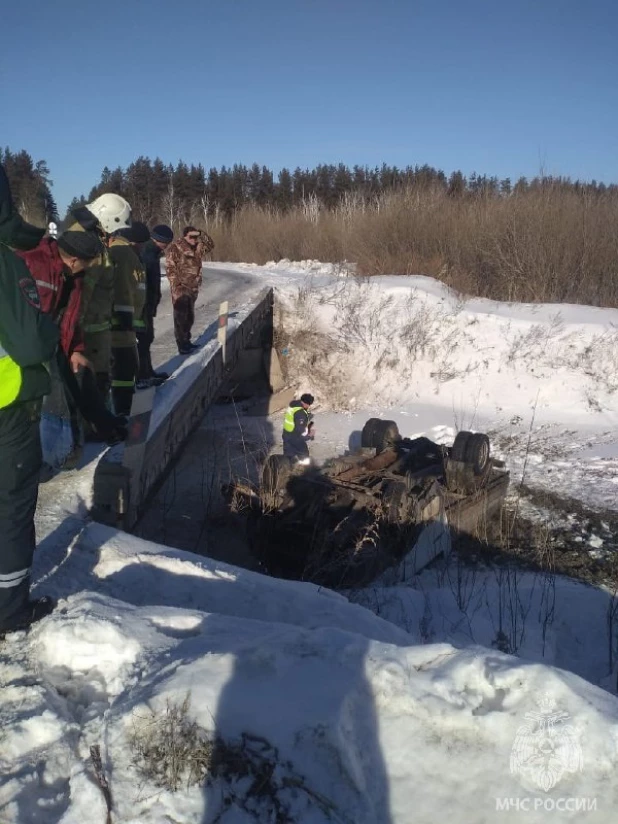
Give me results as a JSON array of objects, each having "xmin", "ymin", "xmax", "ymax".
[
  {"xmin": 0, "ymin": 163, "xmax": 59, "ymax": 634},
  {"xmin": 137, "ymin": 224, "xmax": 174, "ymax": 387},
  {"xmin": 282, "ymin": 393, "xmax": 315, "ymax": 464},
  {"xmin": 17, "ymin": 223, "xmax": 103, "ymax": 371},
  {"xmin": 17, "ymin": 222, "xmax": 129, "ymax": 465}
]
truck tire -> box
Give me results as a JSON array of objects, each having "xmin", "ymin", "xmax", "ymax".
[
  {"xmin": 261, "ymin": 454, "xmax": 293, "ymax": 496},
  {"xmin": 361, "ymin": 418, "xmax": 381, "ymax": 448},
  {"xmin": 373, "ymin": 420, "xmax": 400, "ymax": 453},
  {"xmin": 465, "ymin": 433, "xmax": 490, "ymax": 476},
  {"xmin": 361, "ymin": 418, "xmax": 400, "ymax": 451},
  {"xmin": 451, "ymin": 431, "xmax": 472, "ymax": 462}
]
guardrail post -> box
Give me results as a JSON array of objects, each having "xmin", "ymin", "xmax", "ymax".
[{"xmin": 218, "ymin": 300, "xmax": 229, "ymax": 363}]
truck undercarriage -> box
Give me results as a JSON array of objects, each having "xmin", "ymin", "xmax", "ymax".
[{"xmin": 224, "ymin": 419, "xmax": 509, "ymax": 587}]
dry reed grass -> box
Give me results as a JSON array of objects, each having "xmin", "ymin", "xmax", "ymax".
[{"xmin": 205, "ymin": 186, "xmax": 618, "ymax": 307}]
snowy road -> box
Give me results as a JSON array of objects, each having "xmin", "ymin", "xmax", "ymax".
[{"xmin": 151, "ymin": 263, "xmax": 265, "ymax": 370}]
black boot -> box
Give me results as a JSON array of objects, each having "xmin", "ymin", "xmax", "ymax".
[{"xmin": 0, "ymin": 596, "xmax": 56, "ymax": 636}]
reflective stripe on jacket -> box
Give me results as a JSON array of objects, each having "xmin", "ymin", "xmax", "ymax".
[
  {"xmin": 82, "ymin": 247, "xmax": 114, "ymax": 334},
  {"xmin": 283, "ymin": 403, "xmax": 309, "ymax": 436},
  {"xmin": 283, "ymin": 405, "xmax": 296, "ymax": 433},
  {"xmin": 0, "ymin": 344, "xmax": 21, "ymax": 409},
  {"xmin": 0, "ymin": 247, "xmax": 57, "ymax": 405},
  {"xmin": 109, "ymin": 237, "xmax": 146, "ymax": 347}
]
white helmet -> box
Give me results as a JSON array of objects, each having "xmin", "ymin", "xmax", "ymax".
[
  {"xmin": 86, "ymin": 193, "xmax": 132, "ymax": 234},
  {"xmin": 48, "ymin": 221, "xmax": 58, "ymax": 238}
]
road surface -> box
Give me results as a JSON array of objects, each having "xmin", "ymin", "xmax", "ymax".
[{"xmin": 151, "ymin": 264, "xmax": 265, "ymax": 372}]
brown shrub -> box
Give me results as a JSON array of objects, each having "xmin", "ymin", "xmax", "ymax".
[{"xmin": 200, "ymin": 186, "xmax": 618, "ymax": 307}]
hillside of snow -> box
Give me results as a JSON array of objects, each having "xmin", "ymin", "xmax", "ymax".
[
  {"xmin": 3, "ymin": 524, "xmax": 618, "ymax": 823},
  {"xmin": 3, "ymin": 262, "xmax": 618, "ymax": 823}
]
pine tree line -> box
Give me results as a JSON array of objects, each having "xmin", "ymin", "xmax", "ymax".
[
  {"xmin": 5, "ymin": 146, "xmax": 616, "ymax": 230},
  {"xmin": 70, "ymin": 156, "xmax": 618, "ymax": 228},
  {"xmin": 1, "ymin": 148, "xmax": 58, "ymax": 225}
]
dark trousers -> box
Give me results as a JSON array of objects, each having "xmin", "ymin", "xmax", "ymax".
[
  {"xmin": 111, "ymin": 345, "xmax": 138, "ymax": 417},
  {"xmin": 83, "ymin": 372, "xmax": 111, "ymax": 441},
  {"xmin": 282, "ymin": 431, "xmax": 310, "ymax": 460},
  {"xmin": 95, "ymin": 371, "xmax": 111, "ymax": 405},
  {"xmin": 0, "ymin": 402, "xmax": 41, "ymax": 624},
  {"xmin": 137, "ymin": 306, "xmax": 155, "ymax": 379},
  {"xmin": 173, "ymin": 294, "xmax": 196, "ymax": 348}
]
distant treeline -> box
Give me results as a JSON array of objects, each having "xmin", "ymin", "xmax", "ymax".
[
  {"xmin": 5, "ymin": 147, "xmax": 618, "ymax": 305},
  {"xmin": 1, "ymin": 148, "xmax": 58, "ymax": 226},
  {"xmin": 67, "ymin": 155, "xmax": 618, "ymax": 228}
]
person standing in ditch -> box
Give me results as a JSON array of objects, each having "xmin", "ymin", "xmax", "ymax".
[
  {"xmin": 282, "ymin": 393, "xmax": 315, "ymax": 465},
  {"xmin": 165, "ymin": 226, "xmax": 210, "ymax": 355}
]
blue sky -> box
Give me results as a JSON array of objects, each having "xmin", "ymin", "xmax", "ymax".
[{"xmin": 2, "ymin": 0, "xmax": 616, "ymax": 211}]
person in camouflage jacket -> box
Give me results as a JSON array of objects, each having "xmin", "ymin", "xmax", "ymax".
[{"xmin": 165, "ymin": 226, "xmax": 213, "ymax": 354}]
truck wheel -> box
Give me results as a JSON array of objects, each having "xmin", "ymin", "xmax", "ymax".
[
  {"xmin": 361, "ymin": 418, "xmax": 381, "ymax": 448},
  {"xmin": 381, "ymin": 480, "xmax": 410, "ymax": 524},
  {"xmin": 465, "ymin": 433, "xmax": 490, "ymax": 475},
  {"xmin": 261, "ymin": 455, "xmax": 293, "ymax": 496},
  {"xmin": 451, "ymin": 431, "xmax": 472, "ymax": 462},
  {"xmin": 373, "ymin": 420, "xmax": 400, "ymax": 453}
]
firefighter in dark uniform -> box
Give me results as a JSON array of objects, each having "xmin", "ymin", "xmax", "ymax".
[
  {"xmin": 136, "ymin": 224, "xmax": 174, "ymax": 387},
  {"xmin": 108, "ymin": 222, "xmax": 148, "ymax": 416},
  {"xmin": 0, "ymin": 163, "xmax": 59, "ymax": 634},
  {"xmin": 79, "ymin": 193, "xmax": 133, "ymax": 409},
  {"xmin": 282, "ymin": 393, "xmax": 315, "ymax": 464}
]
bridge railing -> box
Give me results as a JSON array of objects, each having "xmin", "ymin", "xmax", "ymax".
[{"xmin": 92, "ymin": 287, "xmax": 274, "ymax": 529}]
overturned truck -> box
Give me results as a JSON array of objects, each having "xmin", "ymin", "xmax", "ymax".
[{"xmin": 226, "ymin": 419, "xmax": 509, "ymax": 587}]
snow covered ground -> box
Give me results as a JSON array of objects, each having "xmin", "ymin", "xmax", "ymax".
[{"xmin": 4, "ymin": 261, "xmax": 618, "ymax": 822}]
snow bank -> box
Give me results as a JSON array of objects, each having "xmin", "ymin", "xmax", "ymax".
[
  {"xmin": 273, "ymin": 269, "xmax": 618, "ymax": 424},
  {"xmin": 1, "ymin": 524, "xmax": 617, "ymax": 822}
]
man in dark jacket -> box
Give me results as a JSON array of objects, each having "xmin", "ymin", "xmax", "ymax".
[
  {"xmin": 282, "ymin": 393, "xmax": 315, "ymax": 464},
  {"xmin": 0, "ymin": 163, "xmax": 59, "ymax": 634},
  {"xmin": 18, "ymin": 227, "xmax": 126, "ymax": 457},
  {"xmin": 136, "ymin": 224, "xmax": 173, "ymax": 387},
  {"xmin": 17, "ymin": 228, "xmax": 103, "ymax": 364}
]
